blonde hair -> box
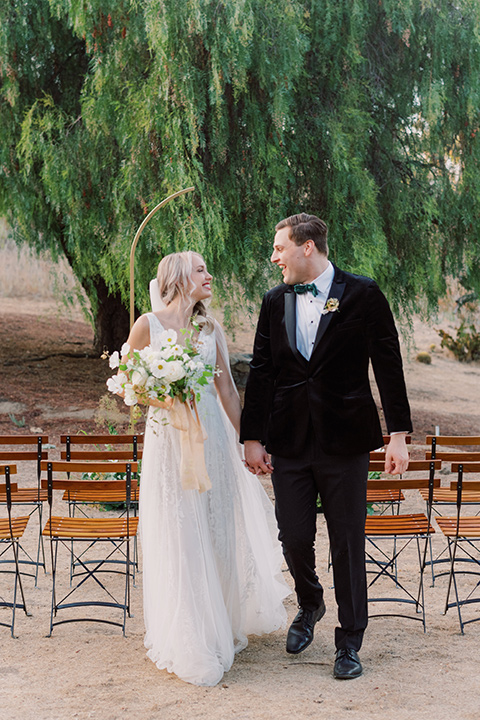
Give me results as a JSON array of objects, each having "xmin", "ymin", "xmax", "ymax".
[{"xmin": 156, "ymin": 251, "xmax": 214, "ymax": 332}]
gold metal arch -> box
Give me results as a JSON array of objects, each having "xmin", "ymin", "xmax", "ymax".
[{"xmin": 129, "ymin": 187, "xmax": 195, "ymax": 328}]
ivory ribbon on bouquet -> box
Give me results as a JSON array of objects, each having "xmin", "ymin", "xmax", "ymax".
[{"xmin": 169, "ymin": 397, "xmax": 211, "ymax": 493}]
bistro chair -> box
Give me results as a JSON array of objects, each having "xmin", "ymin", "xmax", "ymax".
[
  {"xmin": 436, "ymin": 461, "xmax": 480, "ymax": 633},
  {"xmin": 41, "ymin": 460, "xmax": 139, "ymax": 636},
  {"xmin": 0, "ymin": 465, "xmax": 30, "ymax": 636},
  {"xmin": 59, "ymin": 434, "xmax": 142, "ymax": 582},
  {"xmin": 0, "ymin": 435, "xmax": 49, "ymax": 585},
  {"xmin": 365, "ymin": 459, "xmax": 441, "ymax": 631},
  {"xmin": 422, "ymin": 435, "xmax": 480, "ymax": 585}
]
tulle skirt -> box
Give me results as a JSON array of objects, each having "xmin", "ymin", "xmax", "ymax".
[{"xmin": 139, "ymin": 390, "xmax": 290, "ymax": 686}]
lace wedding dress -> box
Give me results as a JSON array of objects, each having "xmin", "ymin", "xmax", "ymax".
[{"xmin": 139, "ymin": 313, "xmax": 290, "ymax": 686}]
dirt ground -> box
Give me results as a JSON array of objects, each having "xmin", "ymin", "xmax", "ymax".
[{"xmin": 1, "ymin": 296, "xmax": 480, "ymax": 720}]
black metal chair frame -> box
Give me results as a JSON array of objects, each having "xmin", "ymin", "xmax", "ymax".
[
  {"xmin": 440, "ymin": 462, "xmax": 480, "ymax": 634},
  {"xmin": 424, "ymin": 435, "xmax": 480, "ymax": 586},
  {"xmin": 0, "ymin": 435, "xmax": 49, "ymax": 586},
  {"xmin": 0, "ymin": 465, "xmax": 30, "ymax": 637},
  {"xmin": 42, "ymin": 460, "xmax": 138, "ymax": 636},
  {"xmin": 365, "ymin": 460, "xmax": 439, "ymax": 631},
  {"xmin": 61, "ymin": 435, "xmax": 141, "ymax": 584}
]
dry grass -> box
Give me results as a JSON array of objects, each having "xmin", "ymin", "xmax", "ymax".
[{"xmin": 0, "ymin": 219, "xmax": 85, "ymax": 302}]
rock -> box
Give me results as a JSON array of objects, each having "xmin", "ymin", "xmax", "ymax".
[{"xmin": 230, "ymin": 353, "xmax": 252, "ymax": 388}]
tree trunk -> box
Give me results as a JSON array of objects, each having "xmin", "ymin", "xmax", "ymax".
[{"xmin": 91, "ymin": 277, "xmax": 131, "ymax": 355}]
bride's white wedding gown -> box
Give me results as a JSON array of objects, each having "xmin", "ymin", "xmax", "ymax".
[{"xmin": 139, "ymin": 313, "xmax": 290, "ymax": 686}]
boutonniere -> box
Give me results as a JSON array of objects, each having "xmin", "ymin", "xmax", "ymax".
[{"xmin": 322, "ymin": 298, "xmax": 340, "ymax": 315}]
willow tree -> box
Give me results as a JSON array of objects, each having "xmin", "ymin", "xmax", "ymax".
[
  {"xmin": 288, "ymin": 0, "xmax": 480, "ymax": 317},
  {"xmin": 0, "ymin": 0, "xmax": 479, "ymax": 352}
]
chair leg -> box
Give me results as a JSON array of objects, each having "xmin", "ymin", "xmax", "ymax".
[
  {"xmin": 35, "ymin": 503, "xmax": 47, "ymax": 587},
  {"xmin": 48, "ymin": 539, "xmax": 59, "ymax": 637},
  {"xmin": 11, "ymin": 538, "xmax": 29, "ymax": 638}
]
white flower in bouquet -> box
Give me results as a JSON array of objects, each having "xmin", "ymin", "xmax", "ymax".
[
  {"xmin": 159, "ymin": 329, "xmax": 178, "ymax": 346},
  {"xmin": 109, "ymin": 351, "xmax": 120, "ymax": 369},
  {"xmin": 124, "ymin": 385, "xmax": 138, "ymax": 406},
  {"xmin": 163, "ymin": 360, "xmax": 186, "ymax": 383},
  {"xmin": 131, "ymin": 366, "xmax": 149, "ymax": 387}
]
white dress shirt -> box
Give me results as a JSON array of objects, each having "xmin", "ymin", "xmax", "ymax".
[{"xmin": 296, "ymin": 261, "xmax": 335, "ymax": 360}]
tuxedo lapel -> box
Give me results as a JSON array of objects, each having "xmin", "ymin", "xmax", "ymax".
[
  {"xmin": 284, "ymin": 291, "xmax": 307, "ymax": 365},
  {"xmin": 311, "ymin": 276, "xmax": 346, "ymax": 356}
]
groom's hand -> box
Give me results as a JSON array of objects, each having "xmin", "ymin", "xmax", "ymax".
[
  {"xmin": 244, "ymin": 440, "xmax": 274, "ymax": 475},
  {"xmin": 384, "ymin": 433, "xmax": 409, "ymax": 474}
]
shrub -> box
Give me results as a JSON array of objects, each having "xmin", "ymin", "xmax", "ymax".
[{"xmin": 437, "ymin": 322, "xmax": 480, "ymax": 362}]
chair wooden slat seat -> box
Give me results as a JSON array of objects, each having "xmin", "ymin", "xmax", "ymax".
[
  {"xmin": 43, "ymin": 516, "xmax": 139, "ymax": 539},
  {"xmin": 436, "ymin": 517, "xmax": 480, "ymax": 538},
  {"xmin": 0, "ymin": 516, "xmax": 30, "ymax": 540},
  {"xmin": 365, "ymin": 513, "xmax": 435, "ymax": 536},
  {"xmin": 0, "ymin": 489, "xmax": 48, "ymax": 503},
  {"xmin": 419, "ymin": 488, "xmax": 480, "ymax": 504},
  {"xmin": 366, "ymin": 489, "xmax": 404, "ymax": 503}
]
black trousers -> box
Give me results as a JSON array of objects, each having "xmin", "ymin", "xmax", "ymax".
[{"xmin": 271, "ymin": 442, "xmax": 369, "ymax": 652}]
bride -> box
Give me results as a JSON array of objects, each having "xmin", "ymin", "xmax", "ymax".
[{"xmin": 122, "ymin": 251, "xmax": 290, "ymax": 686}]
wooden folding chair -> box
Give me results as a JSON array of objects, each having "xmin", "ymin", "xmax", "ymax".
[
  {"xmin": 365, "ymin": 459, "xmax": 441, "ymax": 631},
  {"xmin": 41, "ymin": 460, "xmax": 139, "ymax": 636},
  {"xmin": 436, "ymin": 461, "xmax": 480, "ymax": 633},
  {"xmin": 0, "ymin": 435, "xmax": 49, "ymax": 585},
  {"xmin": 0, "ymin": 465, "xmax": 30, "ymax": 637},
  {"xmin": 60, "ymin": 434, "xmax": 142, "ymax": 582},
  {"xmin": 422, "ymin": 435, "xmax": 480, "ymax": 584}
]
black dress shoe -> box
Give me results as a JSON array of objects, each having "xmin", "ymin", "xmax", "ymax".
[
  {"xmin": 286, "ymin": 600, "xmax": 326, "ymax": 654},
  {"xmin": 333, "ymin": 648, "xmax": 363, "ymax": 679}
]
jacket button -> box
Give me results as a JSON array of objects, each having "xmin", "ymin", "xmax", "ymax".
[{"xmin": 308, "ymin": 378, "xmax": 314, "ymax": 383}]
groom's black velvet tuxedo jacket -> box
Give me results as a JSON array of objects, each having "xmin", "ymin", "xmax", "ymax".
[{"xmin": 240, "ymin": 265, "xmax": 412, "ymax": 457}]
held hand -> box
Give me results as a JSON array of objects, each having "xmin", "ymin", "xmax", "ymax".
[
  {"xmin": 244, "ymin": 440, "xmax": 274, "ymax": 475},
  {"xmin": 384, "ymin": 434, "xmax": 409, "ymax": 474}
]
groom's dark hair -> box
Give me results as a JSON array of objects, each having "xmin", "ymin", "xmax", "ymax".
[{"xmin": 276, "ymin": 213, "xmax": 328, "ymax": 255}]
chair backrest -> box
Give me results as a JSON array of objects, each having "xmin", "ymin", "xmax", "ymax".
[
  {"xmin": 60, "ymin": 434, "xmax": 143, "ymax": 461},
  {"xmin": 367, "ymin": 459, "xmax": 442, "ymax": 490},
  {"xmin": 40, "ymin": 460, "xmax": 139, "ymax": 501},
  {"xmin": 449, "ymin": 461, "xmax": 480, "ymax": 508},
  {"xmin": 0, "ymin": 465, "xmax": 19, "ymax": 509},
  {"xmin": 0, "ymin": 435, "xmax": 49, "ymax": 482},
  {"xmin": 426, "ymin": 435, "xmax": 480, "ymax": 462}
]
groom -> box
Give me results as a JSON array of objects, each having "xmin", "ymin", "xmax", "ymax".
[{"xmin": 240, "ymin": 213, "xmax": 411, "ymax": 679}]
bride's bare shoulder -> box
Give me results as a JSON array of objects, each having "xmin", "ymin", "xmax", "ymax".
[{"xmin": 126, "ymin": 313, "xmax": 152, "ymax": 350}]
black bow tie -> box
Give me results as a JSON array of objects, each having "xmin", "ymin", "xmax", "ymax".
[{"xmin": 293, "ymin": 283, "xmax": 319, "ymax": 297}]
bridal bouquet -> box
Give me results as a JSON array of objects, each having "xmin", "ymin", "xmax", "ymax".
[
  {"xmin": 105, "ymin": 327, "xmax": 216, "ymax": 494},
  {"xmin": 106, "ymin": 328, "xmax": 216, "ymax": 408}
]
